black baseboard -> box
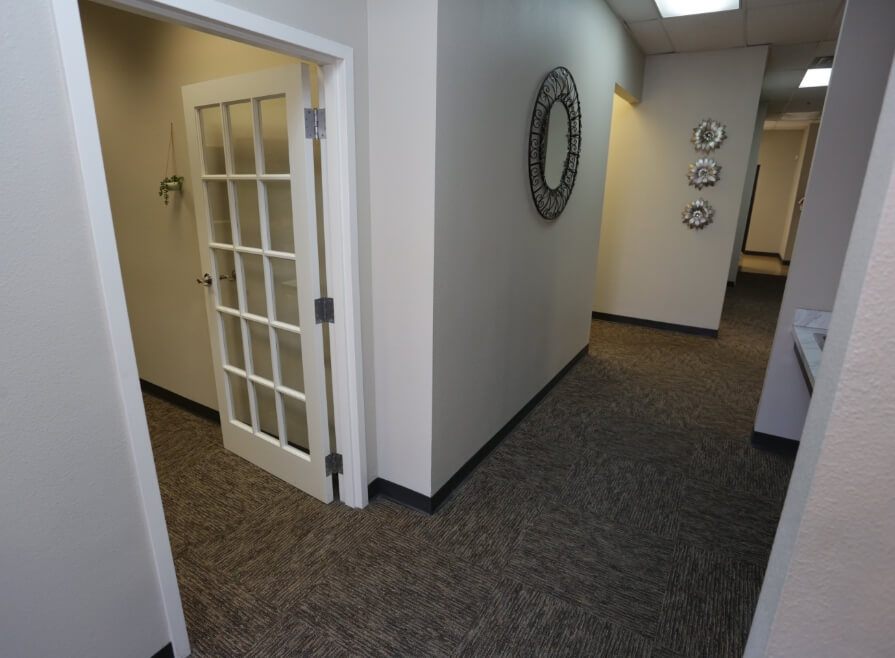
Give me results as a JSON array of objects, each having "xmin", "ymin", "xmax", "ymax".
[
  {"xmin": 727, "ymin": 280, "xmax": 736, "ymax": 287},
  {"xmin": 140, "ymin": 379, "xmax": 220, "ymax": 423},
  {"xmin": 743, "ymin": 249, "xmax": 790, "ymax": 265},
  {"xmin": 367, "ymin": 478, "xmax": 434, "ymax": 514},
  {"xmin": 591, "ymin": 311, "xmax": 718, "ymax": 338},
  {"xmin": 752, "ymin": 430, "xmax": 800, "ymax": 456},
  {"xmin": 367, "ymin": 345, "xmax": 589, "ymax": 514},
  {"xmin": 151, "ymin": 643, "xmax": 174, "ymax": 658}
]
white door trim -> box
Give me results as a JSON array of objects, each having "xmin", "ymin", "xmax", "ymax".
[{"xmin": 50, "ymin": 2, "xmax": 368, "ymax": 656}]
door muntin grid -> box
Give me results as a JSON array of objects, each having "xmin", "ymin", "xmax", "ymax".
[{"xmin": 198, "ymin": 93, "xmax": 312, "ymax": 456}]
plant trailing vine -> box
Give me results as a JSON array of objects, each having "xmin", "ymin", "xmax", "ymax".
[
  {"xmin": 159, "ymin": 175, "xmax": 184, "ymax": 205},
  {"xmin": 159, "ymin": 122, "xmax": 183, "ymax": 206}
]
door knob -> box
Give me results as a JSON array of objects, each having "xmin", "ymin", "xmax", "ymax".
[{"xmin": 196, "ymin": 273, "xmax": 213, "ymax": 287}]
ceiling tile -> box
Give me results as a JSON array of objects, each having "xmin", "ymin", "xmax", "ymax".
[
  {"xmin": 662, "ymin": 9, "xmax": 746, "ymax": 53},
  {"xmin": 815, "ymin": 40, "xmax": 837, "ymax": 57},
  {"xmin": 605, "ymin": 0, "xmax": 660, "ymax": 23},
  {"xmin": 779, "ymin": 86, "xmax": 827, "ymax": 113},
  {"xmin": 747, "ymin": 0, "xmax": 841, "ymax": 45},
  {"xmin": 761, "ymin": 69, "xmax": 805, "ymax": 99},
  {"xmin": 766, "ymin": 43, "xmax": 819, "ymax": 70},
  {"xmin": 766, "ymin": 99, "xmax": 789, "ymax": 115},
  {"xmin": 627, "ymin": 20, "xmax": 674, "ymax": 55},
  {"xmin": 744, "ymin": 0, "xmax": 811, "ymax": 7}
]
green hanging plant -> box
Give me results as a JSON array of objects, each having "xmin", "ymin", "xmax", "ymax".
[
  {"xmin": 159, "ymin": 122, "xmax": 183, "ymax": 206},
  {"xmin": 159, "ymin": 175, "xmax": 184, "ymax": 205}
]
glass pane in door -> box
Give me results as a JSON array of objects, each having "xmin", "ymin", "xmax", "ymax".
[
  {"xmin": 260, "ymin": 96, "xmax": 289, "ymax": 174},
  {"xmin": 269, "ymin": 258, "xmax": 300, "ymax": 326},
  {"xmin": 266, "ymin": 181, "xmax": 294, "ymax": 253},
  {"xmin": 234, "ymin": 181, "xmax": 262, "ymax": 249},
  {"xmin": 227, "ymin": 372, "xmax": 252, "ymax": 426},
  {"xmin": 219, "ymin": 314, "xmax": 245, "ymax": 370},
  {"xmin": 276, "ymin": 328, "xmax": 304, "ymax": 393},
  {"xmin": 213, "ymin": 249, "xmax": 239, "ymax": 310},
  {"xmin": 206, "ymin": 181, "xmax": 233, "ymax": 244},
  {"xmin": 283, "ymin": 394, "xmax": 310, "ymax": 453},
  {"xmin": 247, "ymin": 320, "xmax": 273, "ymax": 382},
  {"xmin": 256, "ymin": 383, "xmax": 279, "ymax": 439},
  {"xmin": 227, "ymin": 101, "xmax": 256, "ymax": 174},
  {"xmin": 199, "ymin": 105, "xmax": 225, "ymax": 175},
  {"xmin": 240, "ymin": 253, "xmax": 267, "ymax": 317}
]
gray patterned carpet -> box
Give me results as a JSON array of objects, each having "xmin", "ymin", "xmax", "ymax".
[{"xmin": 147, "ymin": 272, "xmax": 794, "ymax": 657}]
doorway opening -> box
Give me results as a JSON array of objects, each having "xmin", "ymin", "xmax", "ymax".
[
  {"xmin": 54, "ymin": 0, "xmax": 367, "ymax": 653},
  {"xmin": 738, "ymin": 119, "xmax": 820, "ymax": 278}
]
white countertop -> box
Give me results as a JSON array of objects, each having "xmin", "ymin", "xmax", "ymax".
[{"xmin": 792, "ymin": 308, "xmax": 831, "ymax": 391}]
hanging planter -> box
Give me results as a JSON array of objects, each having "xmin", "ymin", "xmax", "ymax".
[
  {"xmin": 159, "ymin": 122, "xmax": 183, "ymax": 206},
  {"xmin": 159, "ymin": 175, "xmax": 184, "ymax": 205}
]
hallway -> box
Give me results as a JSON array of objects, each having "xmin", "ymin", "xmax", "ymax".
[{"xmin": 149, "ymin": 272, "xmax": 794, "ymax": 657}]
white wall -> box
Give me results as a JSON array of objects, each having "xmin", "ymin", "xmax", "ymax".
[
  {"xmin": 747, "ymin": 39, "xmax": 895, "ymax": 657},
  {"xmin": 366, "ymin": 0, "xmax": 438, "ymax": 493},
  {"xmin": 1, "ymin": 1, "xmax": 373, "ymax": 655},
  {"xmin": 1, "ymin": 3, "xmax": 170, "ymax": 656},
  {"xmin": 728, "ymin": 102, "xmax": 767, "ymax": 283},
  {"xmin": 753, "ymin": 0, "xmax": 895, "ymax": 441},
  {"xmin": 430, "ymin": 0, "xmax": 644, "ymax": 493},
  {"xmin": 81, "ymin": 2, "xmax": 297, "ymax": 410},
  {"xmin": 744, "ymin": 129, "xmax": 806, "ymax": 255},
  {"xmin": 594, "ymin": 46, "xmax": 767, "ymax": 331}
]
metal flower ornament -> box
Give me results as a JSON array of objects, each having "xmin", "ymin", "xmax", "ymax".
[
  {"xmin": 682, "ymin": 198, "xmax": 715, "ymax": 230},
  {"xmin": 687, "ymin": 157, "xmax": 721, "ymax": 190},
  {"xmin": 691, "ymin": 118, "xmax": 727, "ymax": 153}
]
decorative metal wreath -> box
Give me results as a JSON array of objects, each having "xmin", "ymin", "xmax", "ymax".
[
  {"xmin": 691, "ymin": 118, "xmax": 727, "ymax": 153},
  {"xmin": 682, "ymin": 198, "xmax": 715, "ymax": 230},
  {"xmin": 687, "ymin": 157, "xmax": 721, "ymax": 190},
  {"xmin": 528, "ymin": 67, "xmax": 582, "ymax": 220}
]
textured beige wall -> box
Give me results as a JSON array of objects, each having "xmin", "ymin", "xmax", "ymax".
[
  {"xmin": 431, "ymin": 0, "xmax": 644, "ymax": 492},
  {"xmin": 747, "ymin": 37, "xmax": 895, "ymax": 656},
  {"xmin": 81, "ymin": 1, "xmax": 297, "ymax": 409},
  {"xmin": 753, "ymin": 0, "xmax": 895, "ymax": 442},
  {"xmin": 595, "ymin": 47, "xmax": 767, "ymax": 331}
]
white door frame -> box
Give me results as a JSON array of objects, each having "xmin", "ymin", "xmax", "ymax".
[{"xmin": 50, "ymin": 1, "xmax": 368, "ymax": 655}]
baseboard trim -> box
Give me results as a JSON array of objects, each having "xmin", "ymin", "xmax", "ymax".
[
  {"xmin": 140, "ymin": 379, "xmax": 220, "ymax": 423},
  {"xmin": 367, "ymin": 478, "xmax": 433, "ymax": 514},
  {"xmin": 752, "ymin": 430, "xmax": 800, "ymax": 456},
  {"xmin": 743, "ymin": 249, "xmax": 790, "ymax": 265},
  {"xmin": 151, "ymin": 643, "xmax": 174, "ymax": 658},
  {"xmin": 591, "ymin": 311, "xmax": 718, "ymax": 338},
  {"xmin": 367, "ymin": 344, "xmax": 589, "ymax": 514}
]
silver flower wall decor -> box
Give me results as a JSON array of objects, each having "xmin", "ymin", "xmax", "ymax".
[
  {"xmin": 682, "ymin": 198, "xmax": 715, "ymax": 230},
  {"xmin": 691, "ymin": 118, "xmax": 727, "ymax": 153},
  {"xmin": 687, "ymin": 157, "xmax": 721, "ymax": 190}
]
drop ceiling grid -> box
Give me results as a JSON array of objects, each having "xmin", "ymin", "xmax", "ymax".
[{"xmin": 606, "ymin": 0, "xmax": 844, "ymax": 118}]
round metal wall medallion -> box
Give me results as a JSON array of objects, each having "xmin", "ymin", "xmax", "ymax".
[
  {"xmin": 682, "ymin": 198, "xmax": 715, "ymax": 230},
  {"xmin": 528, "ymin": 66, "xmax": 582, "ymax": 220},
  {"xmin": 691, "ymin": 118, "xmax": 727, "ymax": 153}
]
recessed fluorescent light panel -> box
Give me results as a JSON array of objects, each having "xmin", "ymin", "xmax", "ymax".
[
  {"xmin": 654, "ymin": 0, "xmax": 740, "ymax": 19},
  {"xmin": 800, "ymin": 68, "xmax": 832, "ymax": 88}
]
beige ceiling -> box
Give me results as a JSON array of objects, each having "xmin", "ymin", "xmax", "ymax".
[{"xmin": 606, "ymin": 0, "xmax": 844, "ymax": 118}]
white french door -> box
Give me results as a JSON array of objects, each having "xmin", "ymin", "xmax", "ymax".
[{"xmin": 182, "ymin": 64, "xmax": 333, "ymax": 502}]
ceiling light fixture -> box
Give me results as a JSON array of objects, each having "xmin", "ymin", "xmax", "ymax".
[
  {"xmin": 800, "ymin": 67, "xmax": 832, "ymax": 88},
  {"xmin": 654, "ymin": 0, "xmax": 740, "ymax": 19}
]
